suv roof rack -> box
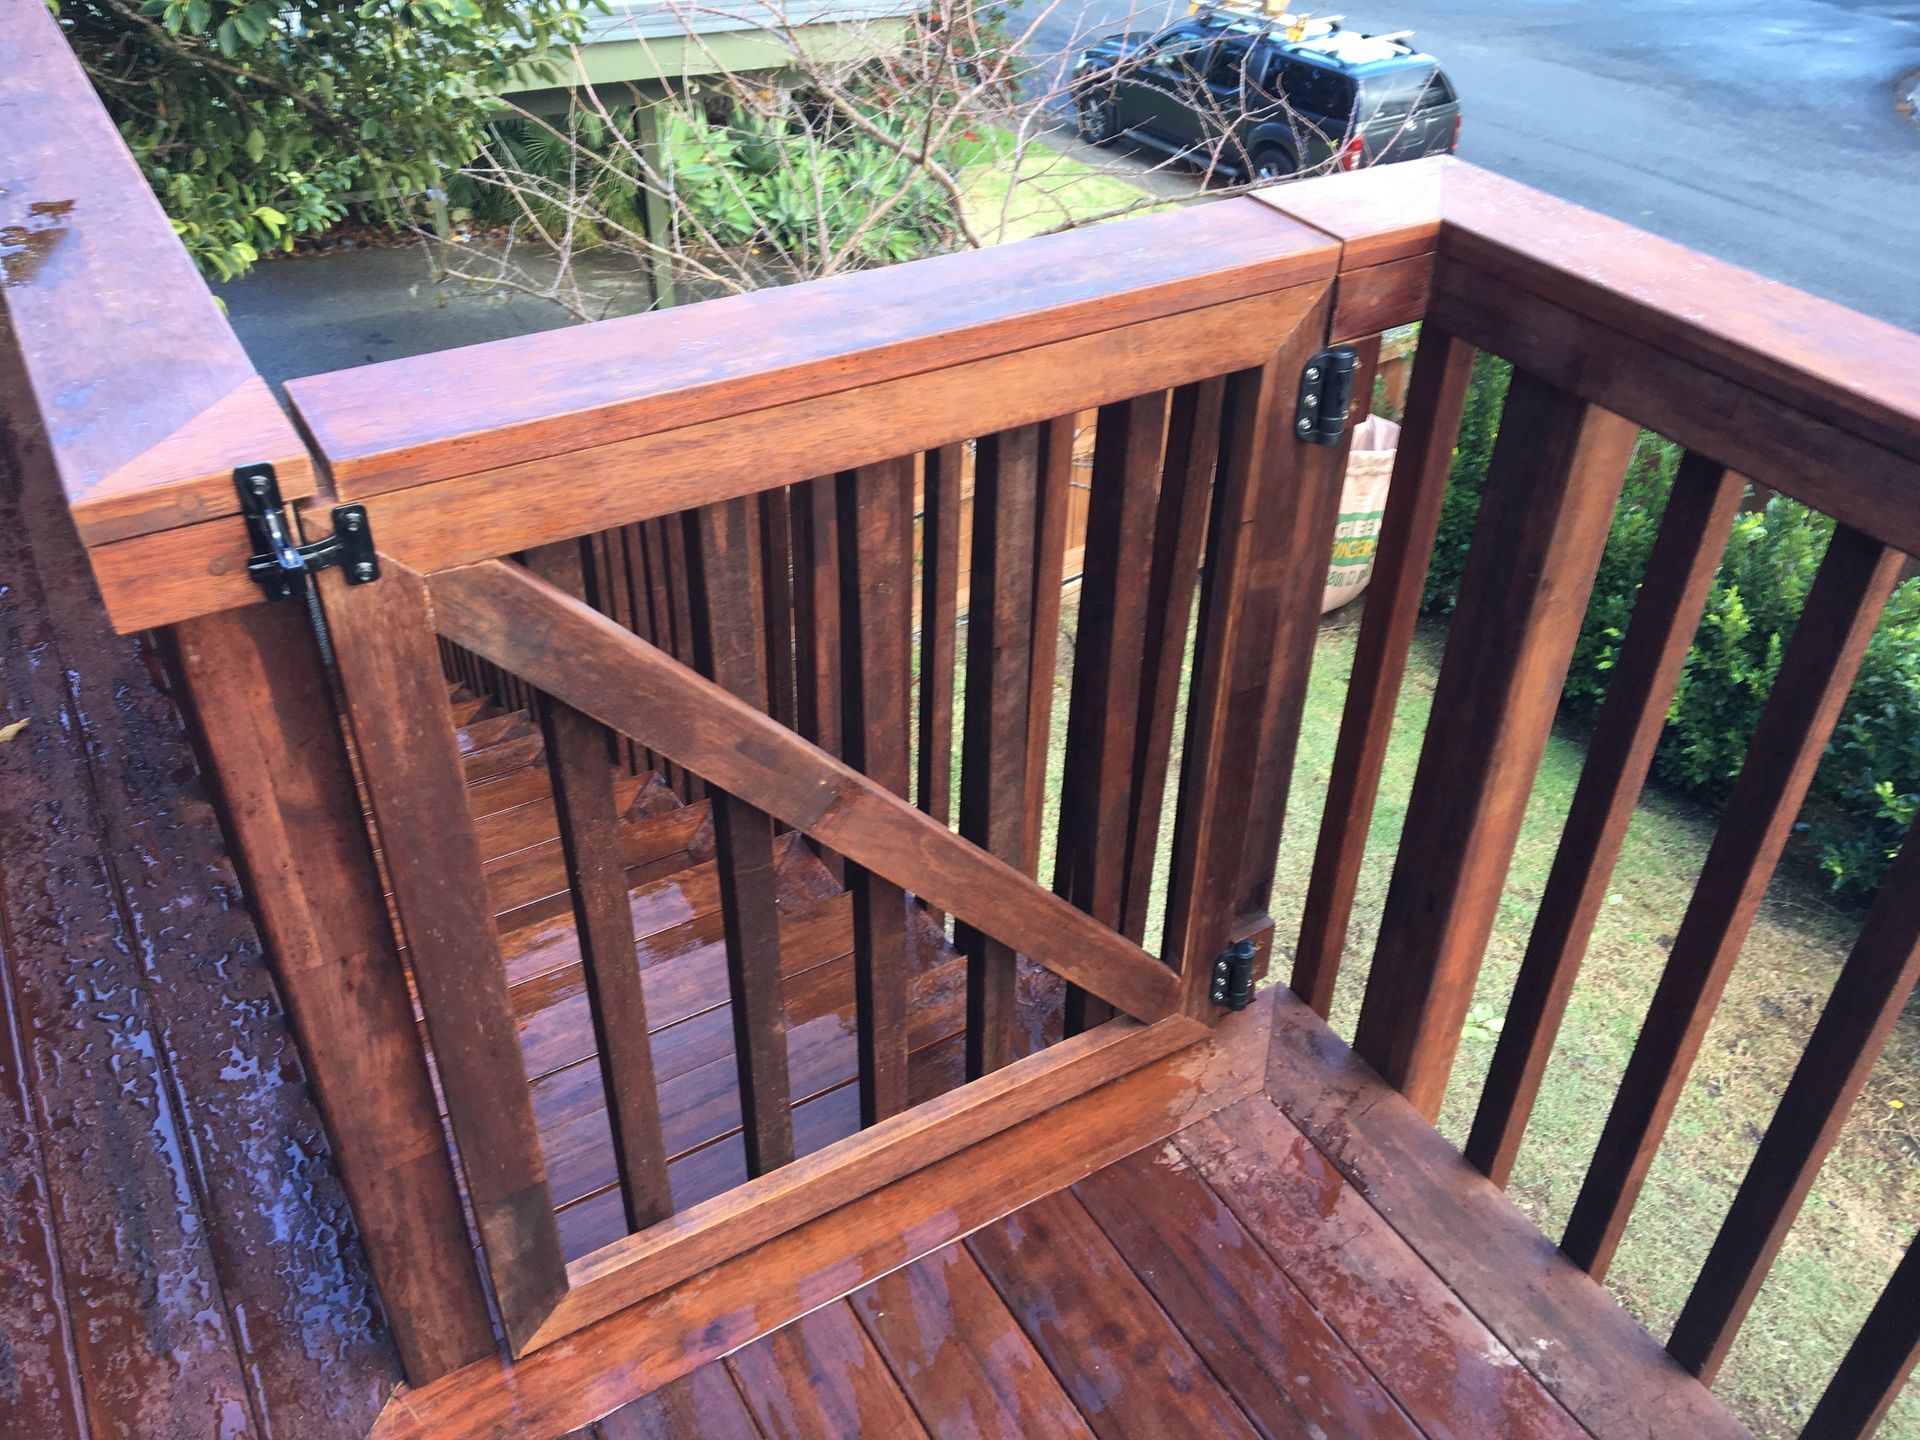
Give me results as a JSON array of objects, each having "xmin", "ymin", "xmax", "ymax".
[{"xmin": 1186, "ymin": 2, "xmax": 1418, "ymax": 60}]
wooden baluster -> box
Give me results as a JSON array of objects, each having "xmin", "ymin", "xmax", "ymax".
[
  {"xmin": 320, "ymin": 560, "xmax": 569, "ymax": 1352},
  {"xmin": 917, "ymin": 442, "xmax": 965, "ymax": 927},
  {"xmin": 525, "ymin": 539, "xmax": 676, "ymax": 1231},
  {"xmin": 1466, "ymin": 453, "xmax": 1743, "ymax": 1186},
  {"xmin": 759, "ymin": 488, "xmax": 799, "ymax": 735},
  {"xmin": 659, "ymin": 515, "xmax": 703, "ymax": 802},
  {"xmin": 792, "ymin": 475, "xmax": 844, "ymax": 759},
  {"xmin": 615, "ymin": 527, "xmax": 650, "ymax": 773},
  {"xmin": 593, "ymin": 529, "xmax": 640, "ymax": 775},
  {"xmin": 639, "ymin": 519, "xmax": 682, "ymax": 794},
  {"xmin": 958, "ymin": 427, "xmax": 1040, "ymax": 1077},
  {"xmin": 1562, "ymin": 524, "xmax": 1903, "ymax": 1278},
  {"xmin": 1348, "ymin": 371, "xmax": 1637, "ymax": 1117},
  {"xmin": 684, "ymin": 498, "xmax": 797, "ymax": 1177},
  {"xmin": 1119, "ymin": 379, "xmax": 1223, "ymax": 945},
  {"xmin": 1800, "ymin": 1232, "xmax": 1920, "ymax": 1440},
  {"xmin": 838, "ymin": 458, "xmax": 917, "ymax": 1123},
  {"xmin": 1667, "ymin": 816, "xmax": 1920, "ymax": 1380},
  {"xmin": 1291, "ymin": 326, "xmax": 1475, "ymax": 1017},
  {"xmin": 1057, "ymin": 394, "xmax": 1168, "ymax": 1033},
  {"xmin": 1234, "ymin": 338, "xmax": 1382, "ymax": 923},
  {"xmin": 622, "ymin": 524, "xmax": 661, "ymax": 775},
  {"xmin": 1022, "ymin": 416, "xmax": 1077, "ymax": 875},
  {"xmin": 170, "ymin": 602, "xmax": 494, "ymax": 1383},
  {"xmin": 791, "ymin": 475, "xmax": 846, "ymax": 883}
]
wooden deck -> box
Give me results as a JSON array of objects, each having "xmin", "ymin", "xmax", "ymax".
[
  {"xmin": 363, "ymin": 692, "xmax": 1745, "ymax": 1439},
  {"xmin": 589, "ymin": 1106, "xmax": 1584, "ymax": 1440},
  {"xmin": 0, "ymin": 530, "xmax": 1745, "ymax": 1439},
  {"xmin": 7, "ymin": 20, "xmax": 1917, "ymax": 1427}
]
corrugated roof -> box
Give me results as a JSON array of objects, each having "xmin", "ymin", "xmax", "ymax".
[{"xmin": 583, "ymin": 0, "xmax": 925, "ymax": 44}]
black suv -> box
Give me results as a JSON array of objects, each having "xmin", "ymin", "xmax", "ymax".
[{"xmin": 1071, "ymin": 8, "xmax": 1460, "ymax": 180}]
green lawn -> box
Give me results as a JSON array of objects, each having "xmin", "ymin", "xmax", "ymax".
[
  {"xmin": 980, "ymin": 597, "xmax": 1919, "ymax": 1439},
  {"xmin": 953, "ymin": 128, "xmax": 1161, "ymax": 244}
]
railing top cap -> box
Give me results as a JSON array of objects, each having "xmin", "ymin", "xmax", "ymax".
[
  {"xmin": 0, "ymin": 0, "xmax": 309, "ymax": 550},
  {"xmin": 1259, "ymin": 157, "xmax": 1920, "ymax": 469},
  {"xmin": 286, "ymin": 198, "xmax": 1340, "ymax": 501}
]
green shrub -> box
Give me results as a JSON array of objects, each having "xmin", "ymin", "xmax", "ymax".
[
  {"xmin": 63, "ymin": 0, "xmax": 595, "ymax": 281},
  {"xmin": 1419, "ymin": 354, "xmax": 1920, "ymax": 899},
  {"xmin": 452, "ymin": 98, "xmax": 961, "ymax": 273}
]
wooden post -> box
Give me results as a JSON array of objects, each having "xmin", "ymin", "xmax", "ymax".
[
  {"xmin": 322, "ymin": 561, "xmax": 570, "ymax": 1353},
  {"xmin": 1162, "ymin": 290, "xmax": 1335, "ymax": 1019},
  {"xmin": 169, "ymin": 601, "xmax": 494, "ymax": 1384},
  {"xmin": 634, "ymin": 98, "xmax": 678, "ymax": 311}
]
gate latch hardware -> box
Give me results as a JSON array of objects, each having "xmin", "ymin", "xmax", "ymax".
[
  {"xmin": 235, "ymin": 463, "xmax": 380, "ymax": 601},
  {"xmin": 1210, "ymin": 939, "xmax": 1258, "ymax": 1011},
  {"xmin": 1294, "ymin": 345, "xmax": 1360, "ymax": 447}
]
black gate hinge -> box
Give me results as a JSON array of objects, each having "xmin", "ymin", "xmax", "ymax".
[
  {"xmin": 1294, "ymin": 344, "xmax": 1360, "ymax": 447},
  {"xmin": 234, "ymin": 462, "xmax": 380, "ymax": 601},
  {"xmin": 1210, "ymin": 939, "xmax": 1258, "ymax": 1011}
]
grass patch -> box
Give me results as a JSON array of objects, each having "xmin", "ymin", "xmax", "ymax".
[{"xmin": 956, "ymin": 130, "xmax": 1156, "ymax": 244}]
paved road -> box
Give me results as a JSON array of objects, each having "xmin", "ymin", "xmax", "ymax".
[{"xmin": 1020, "ymin": 0, "xmax": 1920, "ymax": 330}]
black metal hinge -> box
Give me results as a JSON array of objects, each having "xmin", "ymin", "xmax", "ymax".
[
  {"xmin": 234, "ymin": 463, "xmax": 380, "ymax": 602},
  {"xmin": 1294, "ymin": 344, "xmax": 1361, "ymax": 446},
  {"xmin": 1210, "ymin": 939, "xmax": 1258, "ymax": 1011}
]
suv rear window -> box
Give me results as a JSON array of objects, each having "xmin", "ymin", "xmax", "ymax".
[
  {"xmin": 1271, "ymin": 58, "xmax": 1354, "ymax": 119},
  {"xmin": 1359, "ymin": 66, "xmax": 1450, "ymax": 120}
]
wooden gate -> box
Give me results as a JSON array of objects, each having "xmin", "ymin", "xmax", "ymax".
[{"xmin": 209, "ymin": 202, "xmax": 1354, "ymax": 1367}]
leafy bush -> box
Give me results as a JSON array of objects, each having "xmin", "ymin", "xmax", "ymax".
[
  {"xmin": 62, "ymin": 0, "xmax": 594, "ymax": 280},
  {"xmin": 452, "ymin": 99, "xmax": 961, "ymax": 273},
  {"xmin": 656, "ymin": 106, "xmax": 958, "ymax": 267},
  {"xmin": 1421, "ymin": 354, "xmax": 1920, "ymax": 898}
]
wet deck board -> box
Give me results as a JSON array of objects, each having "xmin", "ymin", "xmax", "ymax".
[
  {"xmin": 445, "ymin": 741, "xmax": 1068, "ymax": 1265},
  {"xmin": 573, "ymin": 1090, "xmax": 1596, "ymax": 1440},
  {"xmin": 0, "ymin": 397, "xmax": 401, "ymax": 1437}
]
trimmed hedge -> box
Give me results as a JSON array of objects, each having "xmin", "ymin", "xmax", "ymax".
[{"xmin": 1419, "ymin": 353, "xmax": 1920, "ymax": 900}]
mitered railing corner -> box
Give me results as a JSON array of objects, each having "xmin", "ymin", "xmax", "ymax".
[
  {"xmin": 1250, "ymin": 154, "xmax": 1452, "ymax": 341},
  {"xmin": 0, "ymin": 0, "xmax": 314, "ymax": 637}
]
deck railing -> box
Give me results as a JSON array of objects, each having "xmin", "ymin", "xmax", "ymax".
[
  {"xmin": 7, "ymin": 0, "xmax": 1917, "ymax": 1426},
  {"xmin": 1264, "ymin": 161, "xmax": 1920, "ymax": 1434}
]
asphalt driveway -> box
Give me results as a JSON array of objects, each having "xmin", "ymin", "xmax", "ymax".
[{"xmin": 1021, "ymin": 0, "xmax": 1920, "ymax": 329}]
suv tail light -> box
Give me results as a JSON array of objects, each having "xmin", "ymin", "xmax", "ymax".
[
  {"xmin": 1338, "ymin": 135, "xmax": 1366, "ymax": 171},
  {"xmin": 1450, "ymin": 114, "xmax": 1462, "ymax": 152}
]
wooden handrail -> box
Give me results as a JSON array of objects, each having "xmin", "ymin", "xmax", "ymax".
[
  {"xmin": 1261, "ymin": 156, "xmax": 1920, "ymax": 472},
  {"xmin": 286, "ymin": 200, "xmax": 1338, "ymax": 497},
  {"xmin": 0, "ymin": 0, "xmax": 311, "ymax": 632}
]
